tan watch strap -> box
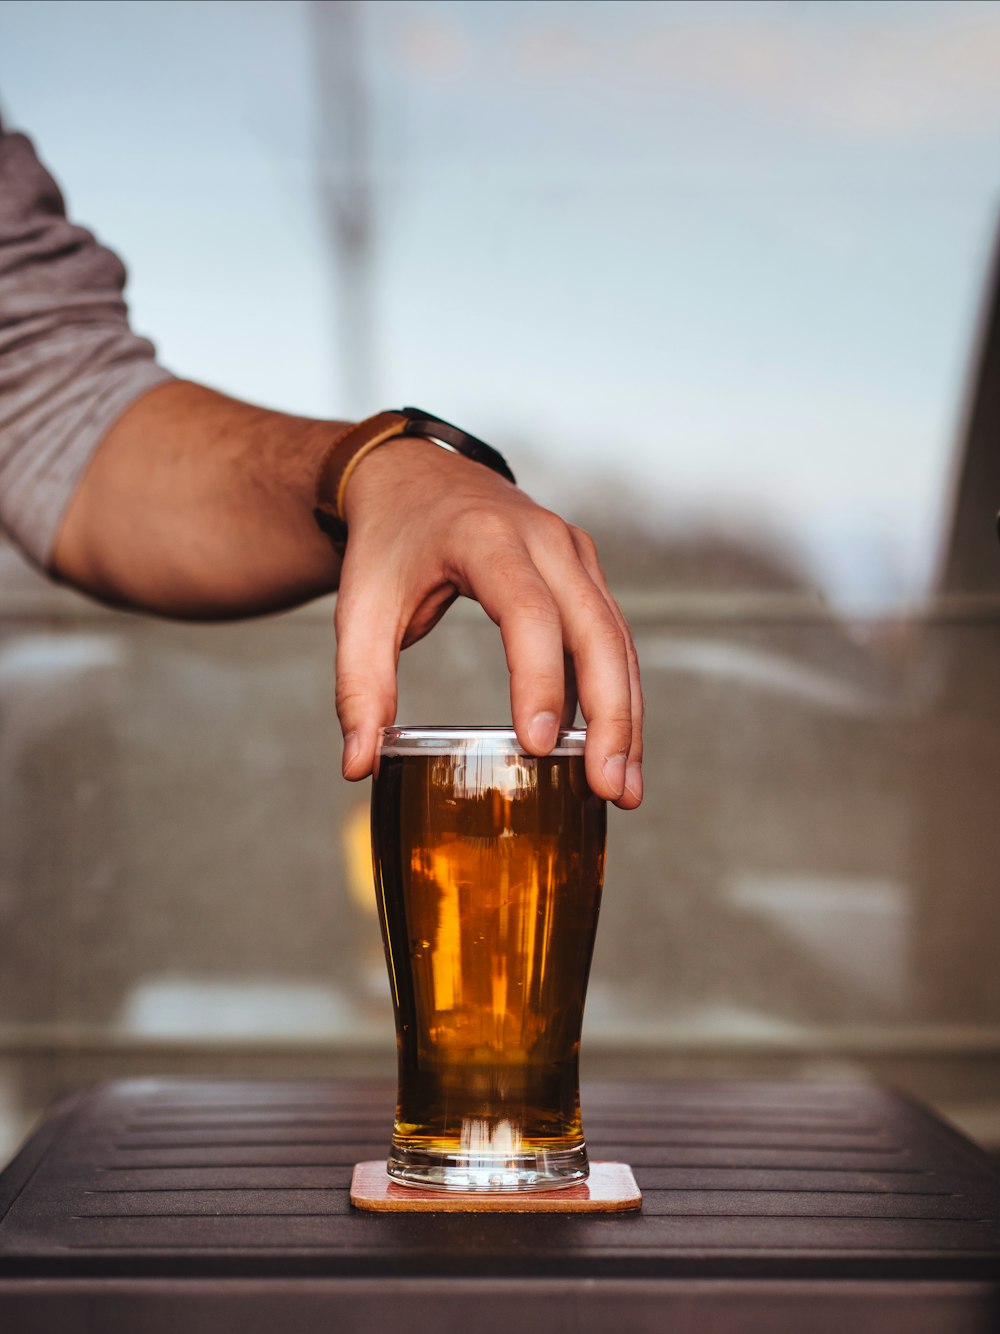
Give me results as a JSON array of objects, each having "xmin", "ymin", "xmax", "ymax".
[{"xmin": 314, "ymin": 409, "xmax": 409, "ymax": 531}]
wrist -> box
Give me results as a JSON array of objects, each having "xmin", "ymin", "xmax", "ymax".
[
  {"xmin": 312, "ymin": 407, "xmax": 515, "ymax": 554},
  {"xmin": 341, "ymin": 435, "xmax": 453, "ymax": 526}
]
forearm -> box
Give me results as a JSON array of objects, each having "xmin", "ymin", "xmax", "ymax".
[
  {"xmin": 50, "ymin": 378, "xmax": 644, "ymax": 805},
  {"xmin": 51, "ymin": 379, "xmax": 344, "ymax": 617}
]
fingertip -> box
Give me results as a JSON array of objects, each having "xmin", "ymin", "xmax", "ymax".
[
  {"xmin": 602, "ymin": 752, "xmax": 627, "ymax": 798},
  {"xmin": 341, "ymin": 729, "xmax": 374, "ymax": 781},
  {"xmin": 614, "ymin": 767, "xmax": 643, "ymax": 810},
  {"xmin": 587, "ymin": 750, "xmax": 627, "ymax": 801},
  {"xmin": 525, "ymin": 710, "xmax": 559, "ymax": 754}
]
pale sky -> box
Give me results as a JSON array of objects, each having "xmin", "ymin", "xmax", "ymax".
[{"xmin": 2, "ymin": 0, "xmax": 999, "ymax": 607}]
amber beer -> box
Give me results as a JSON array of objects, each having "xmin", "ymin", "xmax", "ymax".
[{"xmin": 371, "ymin": 727, "xmax": 606, "ymax": 1191}]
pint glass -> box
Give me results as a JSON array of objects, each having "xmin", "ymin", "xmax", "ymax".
[{"xmin": 371, "ymin": 726, "xmax": 606, "ymax": 1191}]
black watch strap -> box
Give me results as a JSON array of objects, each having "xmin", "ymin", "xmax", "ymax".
[{"xmin": 399, "ymin": 407, "xmax": 517, "ymax": 485}]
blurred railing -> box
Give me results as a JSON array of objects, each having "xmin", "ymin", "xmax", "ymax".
[{"xmin": 2, "ymin": 544, "xmax": 999, "ymax": 1160}]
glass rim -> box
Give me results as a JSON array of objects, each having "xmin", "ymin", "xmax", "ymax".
[{"xmin": 378, "ymin": 725, "xmax": 587, "ymax": 757}]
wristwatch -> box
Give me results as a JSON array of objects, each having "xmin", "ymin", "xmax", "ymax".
[{"xmin": 313, "ymin": 406, "xmax": 516, "ymax": 552}]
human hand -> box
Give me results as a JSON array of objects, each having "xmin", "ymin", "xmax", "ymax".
[{"xmin": 334, "ymin": 437, "xmax": 643, "ymax": 808}]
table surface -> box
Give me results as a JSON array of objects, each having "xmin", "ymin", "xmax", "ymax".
[{"xmin": 1, "ymin": 1078, "xmax": 998, "ymax": 1331}]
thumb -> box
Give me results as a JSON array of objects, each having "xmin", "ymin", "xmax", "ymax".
[{"xmin": 334, "ymin": 564, "xmax": 400, "ymax": 780}]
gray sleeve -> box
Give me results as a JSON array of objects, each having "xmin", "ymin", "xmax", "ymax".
[{"xmin": 0, "ymin": 123, "xmax": 174, "ymax": 569}]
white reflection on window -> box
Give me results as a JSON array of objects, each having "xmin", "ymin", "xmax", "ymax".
[{"xmin": 729, "ymin": 873, "xmax": 910, "ymax": 1012}]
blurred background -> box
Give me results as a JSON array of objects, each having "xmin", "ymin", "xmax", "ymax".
[{"xmin": 1, "ymin": 0, "xmax": 999, "ymax": 1163}]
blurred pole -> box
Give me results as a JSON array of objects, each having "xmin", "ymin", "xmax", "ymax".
[{"xmin": 309, "ymin": 0, "xmax": 376, "ymax": 416}]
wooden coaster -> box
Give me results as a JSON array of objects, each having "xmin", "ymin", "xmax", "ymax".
[{"xmin": 350, "ymin": 1160, "xmax": 641, "ymax": 1213}]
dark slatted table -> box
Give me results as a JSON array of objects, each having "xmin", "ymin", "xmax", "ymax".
[{"xmin": 1, "ymin": 1078, "xmax": 998, "ymax": 1332}]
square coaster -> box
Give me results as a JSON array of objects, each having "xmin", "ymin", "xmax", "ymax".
[{"xmin": 349, "ymin": 1160, "xmax": 641, "ymax": 1213}]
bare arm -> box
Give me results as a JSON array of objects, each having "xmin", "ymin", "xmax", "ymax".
[
  {"xmin": 0, "ymin": 124, "xmax": 643, "ymax": 804},
  {"xmin": 52, "ymin": 379, "xmax": 644, "ymax": 808},
  {"xmin": 52, "ymin": 379, "xmax": 344, "ymax": 616}
]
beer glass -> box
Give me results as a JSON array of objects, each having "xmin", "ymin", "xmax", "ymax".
[{"xmin": 371, "ymin": 726, "xmax": 606, "ymax": 1191}]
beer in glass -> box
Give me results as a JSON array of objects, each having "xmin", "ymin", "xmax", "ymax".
[{"xmin": 371, "ymin": 726, "xmax": 606, "ymax": 1191}]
